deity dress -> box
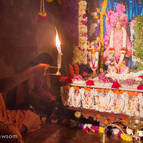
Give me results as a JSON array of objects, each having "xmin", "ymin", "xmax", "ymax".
[{"xmin": 104, "ymin": 24, "xmax": 132, "ymax": 73}]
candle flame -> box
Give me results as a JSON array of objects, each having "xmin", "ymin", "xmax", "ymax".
[{"xmin": 55, "ymin": 28, "xmax": 61, "ymax": 53}]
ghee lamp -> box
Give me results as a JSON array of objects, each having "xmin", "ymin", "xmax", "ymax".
[{"xmin": 55, "ymin": 28, "xmax": 62, "ymax": 75}]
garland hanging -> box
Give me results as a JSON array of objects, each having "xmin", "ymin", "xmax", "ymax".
[
  {"xmin": 78, "ymin": 0, "xmax": 88, "ymax": 64},
  {"xmin": 38, "ymin": 0, "xmax": 47, "ymax": 19},
  {"xmin": 99, "ymin": 0, "xmax": 108, "ymax": 72}
]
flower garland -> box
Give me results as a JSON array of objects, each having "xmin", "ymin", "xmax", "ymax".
[
  {"xmin": 74, "ymin": 63, "xmax": 79, "ymax": 75},
  {"xmin": 69, "ymin": 64, "xmax": 75, "ymax": 77},
  {"xmin": 78, "ymin": 0, "xmax": 88, "ymax": 64},
  {"xmin": 78, "ymin": 123, "xmax": 143, "ymax": 142},
  {"xmin": 64, "ymin": 85, "xmax": 143, "ymax": 117},
  {"xmin": 106, "ymin": 70, "xmax": 143, "ymax": 81},
  {"xmin": 99, "ymin": 0, "xmax": 108, "ymax": 72},
  {"xmin": 68, "ymin": 64, "xmax": 80, "ymax": 77},
  {"xmin": 38, "ymin": 0, "xmax": 47, "ymax": 19}
]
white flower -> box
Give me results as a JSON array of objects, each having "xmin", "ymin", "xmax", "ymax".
[
  {"xmin": 83, "ymin": 124, "xmax": 92, "ymax": 129},
  {"xmin": 137, "ymin": 131, "xmax": 143, "ymax": 137},
  {"xmin": 126, "ymin": 127, "xmax": 133, "ymax": 135}
]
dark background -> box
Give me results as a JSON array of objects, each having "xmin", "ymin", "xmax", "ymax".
[
  {"xmin": 0, "ymin": 0, "xmax": 101, "ymax": 78},
  {"xmin": 0, "ymin": 0, "xmax": 76, "ymax": 78}
]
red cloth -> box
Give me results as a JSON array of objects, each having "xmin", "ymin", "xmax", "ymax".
[
  {"xmin": 86, "ymin": 80, "xmax": 94, "ymax": 86},
  {"xmin": 112, "ymin": 80, "xmax": 120, "ymax": 89},
  {"xmin": 137, "ymin": 84, "xmax": 143, "ymax": 90}
]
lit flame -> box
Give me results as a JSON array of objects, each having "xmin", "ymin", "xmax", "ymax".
[{"xmin": 55, "ymin": 28, "xmax": 61, "ymax": 53}]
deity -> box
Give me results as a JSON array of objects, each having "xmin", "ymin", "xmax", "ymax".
[
  {"xmin": 88, "ymin": 39, "xmax": 100, "ymax": 72},
  {"xmin": 103, "ymin": 3, "xmax": 132, "ymax": 74}
]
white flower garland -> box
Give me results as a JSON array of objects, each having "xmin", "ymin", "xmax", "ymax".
[
  {"xmin": 106, "ymin": 71, "xmax": 143, "ymax": 81},
  {"xmin": 78, "ymin": 0, "xmax": 88, "ymax": 64},
  {"xmin": 66, "ymin": 86, "xmax": 143, "ymax": 118}
]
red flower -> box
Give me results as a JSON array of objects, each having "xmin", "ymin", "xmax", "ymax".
[
  {"xmin": 108, "ymin": 116, "xmax": 114, "ymax": 120},
  {"xmin": 86, "ymin": 80, "xmax": 94, "ymax": 86},
  {"xmin": 84, "ymin": 127, "xmax": 89, "ymax": 132},
  {"xmin": 138, "ymin": 75, "xmax": 143, "ymax": 79},
  {"xmin": 137, "ymin": 84, "xmax": 143, "ymax": 90},
  {"xmin": 65, "ymin": 75, "xmax": 73, "ymax": 83},
  {"xmin": 112, "ymin": 80, "xmax": 120, "ymax": 89},
  {"xmin": 81, "ymin": 20, "xmax": 87, "ymax": 25},
  {"xmin": 82, "ymin": 14, "xmax": 87, "ymax": 18}
]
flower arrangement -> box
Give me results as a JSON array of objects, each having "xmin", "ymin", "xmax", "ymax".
[
  {"xmin": 65, "ymin": 85, "xmax": 143, "ymax": 117},
  {"xmin": 78, "ymin": 122, "xmax": 143, "ymax": 142},
  {"xmin": 58, "ymin": 64, "xmax": 80, "ymax": 84},
  {"xmin": 99, "ymin": 0, "xmax": 108, "ymax": 72},
  {"xmin": 78, "ymin": 0, "xmax": 88, "ymax": 64},
  {"xmin": 104, "ymin": 3, "xmax": 128, "ymax": 49},
  {"xmin": 111, "ymin": 80, "xmax": 120, "ymax": 89}
]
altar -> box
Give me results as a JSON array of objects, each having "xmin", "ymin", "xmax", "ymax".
[
  {"xmin": 61, "ymin": 82, "xmax": 143, "ymax": 123},
  {"xmin": 58, "ymin": 0, "xmax": 143, "ymax": 141}
]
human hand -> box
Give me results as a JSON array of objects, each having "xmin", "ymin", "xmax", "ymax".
[
  {"xmin": 114, "ymin": 61, "xmax": 118, "ymax": 68},
  {"xmin": 59, "ymin": 52, "xmax": 63, "ymax": 55}
]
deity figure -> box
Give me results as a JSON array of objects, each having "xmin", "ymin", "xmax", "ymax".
[
  {"xmin": 103, "ymin": 3, "xmax": 132, "ymax": 73},
  {"xmin": 88, "ymin": 39, "xmax": 100, "ymax": 72}
]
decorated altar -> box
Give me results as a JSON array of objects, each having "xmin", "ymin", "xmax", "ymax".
[{"xmin": 58, "ymin": 0, "xmax": 143, "ymax": 141}]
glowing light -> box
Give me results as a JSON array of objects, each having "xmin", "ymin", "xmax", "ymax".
[{"xmin": 55, "ymin": 28, "xmax": 61, "ymax": 53}]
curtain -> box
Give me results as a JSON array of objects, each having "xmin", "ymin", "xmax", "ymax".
[{"xmin": 101, "ymin": 0, "xmax": 143, "ymax": 20}]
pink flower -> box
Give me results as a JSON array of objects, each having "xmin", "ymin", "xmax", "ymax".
[
  {"xmin": 83, "ymin": 32, "xmax": 87, "ymax": 37},
  {"xmin": 107, "ymin": 10, "xmax": 114, "ymax": 16},
  {"xmin": 73, "ymin": 75, "xmax": 83, "ymax": 80},
  {"xmin": 98, "ymin": 72, "xmax": 106, "ymax": 79},
  {"xmin": 125, "ymin": 79, "xmax": 134, "ymax": 85},
  {"xmin": 131, "ymin": 18, "xmax": 136, "ymax": 28},
  {"xmin": 91, "ymin": 126, "xmax": 99, "ymax": 133},
  {"xmin": 82, "ymin": 72, "xmax": 88, "ymax": 78},
  {"xmin": 98, "ymin": 72, "xmax": 110, "ymax": 83},
  {"xmin": 104, "ymin": 40, "xmax": 109, "ymax": 47},
  {"xmin": 116, "ymin": 3, "xmax": 126, "ymax": 14},
  {"xmin": 86, "ymin": 80, "xmax": 94, "ymax": 86}
]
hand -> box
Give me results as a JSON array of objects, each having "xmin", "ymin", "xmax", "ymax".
[
  {"xmin": 114, "ymin": 61, "xmax": 118, "ymax": 68},
  {"xmin": 59, "ymin": 52, "xmax": 63, "ymax": 55}
]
